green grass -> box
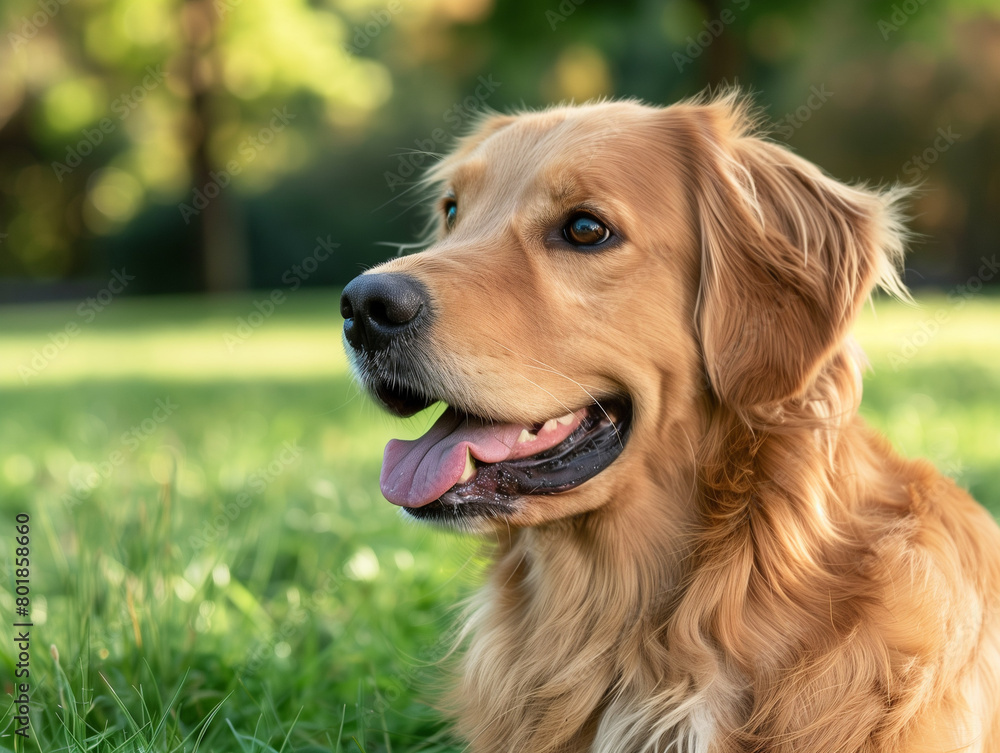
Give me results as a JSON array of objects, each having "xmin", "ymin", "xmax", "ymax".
[{"xmin": 0, "ymin": 290, "xmax": 999, "ymax": 752}]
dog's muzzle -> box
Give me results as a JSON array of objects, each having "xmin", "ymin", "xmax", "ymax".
[{"xmin": 340, "ymin": 270, "xmax": 633, "ymax": 523}]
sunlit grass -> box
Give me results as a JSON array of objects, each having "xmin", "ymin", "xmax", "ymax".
[
  {"xmin": 0, "ymin": 294, "xmax": 350, "ymax": 386},
  {"xmin": 0, "ymin": 292, "xmax": 474, "ymax": 753},
  {"xmin": 0, "ymin": 290, "xmax": 998, "ymax": 752},
  {"xmin": 856, "ymin": 293, "xmax": 1000, "ymax": 510}
]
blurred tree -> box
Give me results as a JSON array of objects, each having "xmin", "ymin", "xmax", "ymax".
[
  {"xmin": 1, "ymin": 0, "xmax": 393, "ymax": 291},
  {"xmin": 0, "ymin": 0, "xmax": 998, "ymax": 295}
]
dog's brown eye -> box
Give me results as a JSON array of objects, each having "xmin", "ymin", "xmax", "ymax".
[
  {"xmin": 444, "ymin": 200, "xmax": 457, "ymax": 230},
  {"xmin": 564, "ymin": 214, "xmax": 610, "ymax": 246}
]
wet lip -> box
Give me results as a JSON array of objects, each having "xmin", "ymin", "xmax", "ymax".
[
  {"xmin": 397, "ymin": 397, "xmax": 633, "ymax": 523},
  {"xmin": 374, "ymin": 382, "xmax": 433, "ymax": 417}
]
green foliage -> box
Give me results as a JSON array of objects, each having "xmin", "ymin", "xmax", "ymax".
[
  {"xmin": 1, "ymin": 0, "xmax": 999, "ymax": 289},
  {"xmin": 0, "ymin": 291, "xmax": 998, "ymax": 751}
]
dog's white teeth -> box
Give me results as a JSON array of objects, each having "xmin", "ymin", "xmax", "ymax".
[
  {"xmin": 556, "ymin": 412, "xmax": 576, "ymax": 426},
  {"xmin": 541, "ymin": 418, "xmax": 558, "ymax": 433},
  {"xmin": 459, "ymin": 448, "xmax": 476, "ymax": 483},
  {"xmin": 516, "ymin": 429, "xmax": 537, "ymax": 444}
]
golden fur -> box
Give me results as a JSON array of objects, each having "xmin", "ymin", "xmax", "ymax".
[{"xmin": 361, "ymin": 94, "xmax": 1000, "ymax": 752}]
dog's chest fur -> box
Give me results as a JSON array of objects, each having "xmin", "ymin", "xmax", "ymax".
[
  {"xmin": 450, "ymin": 429, "xmax": 1000, "ymax": 753},
  {"xmin": 453, "ymin": 521, "xmax": 741, "ymax": 753}
]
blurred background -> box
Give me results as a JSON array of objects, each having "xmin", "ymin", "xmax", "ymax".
[
  {"xmin": 2, "ymin": 2, "xmax": 1000, "ymax": 751},
  {"xmin": 1, "ymin": 0, "xmax": 999, "ymax": 299}
]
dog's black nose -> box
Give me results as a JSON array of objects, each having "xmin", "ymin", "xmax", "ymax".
[{"xmin": 341, "ymin": 273, "xmax": 429, "ymax": 351}]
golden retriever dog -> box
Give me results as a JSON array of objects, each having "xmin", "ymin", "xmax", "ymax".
[{"xmin": 340, "ymin": 93, "xmax": 1000, "ymax": 752}]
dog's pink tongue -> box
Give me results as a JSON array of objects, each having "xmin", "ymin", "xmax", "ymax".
[{"xmin": 380, "ymin": 408, "xmax": 581, "ymax": 507}]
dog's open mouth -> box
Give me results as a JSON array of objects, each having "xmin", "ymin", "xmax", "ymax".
[{"xmin": 375, "ymin": 387, "xmax": 632, "ymax": 520}]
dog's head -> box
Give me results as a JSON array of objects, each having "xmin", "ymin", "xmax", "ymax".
[{"xmin": 342, "ymin": 95, "xmax": 907, "ymax": 532}]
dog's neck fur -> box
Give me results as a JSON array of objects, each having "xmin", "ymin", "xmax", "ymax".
[
  {"xmin": 454, "ymin": 479, "xmax": 697, "ymax": 753},
  {"xmin": 452, "ymin": 349, "xmax": 920, "ymax": 753}
]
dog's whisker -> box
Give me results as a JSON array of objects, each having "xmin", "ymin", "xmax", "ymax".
[
  {"xmin": 488, "ymin": 337, "xmax": 624, "ymax": 449},
  {"xmin": 512, "ymin": 373, "xmax": 576, "ymax": 418},
  {"xmin": 388, "ymin": 148, "xmax": 445, "ymax": 159},
  {"xmin": 385, "ymin": 198, "xmax": 432, "ymax": 224},
  {"xmin": 374, "ymin": 240, "xmax": 434, "ymax": 257},
  {"xmin": 369, "ymin": 179, "xmax": 430, "ymax": 213}
]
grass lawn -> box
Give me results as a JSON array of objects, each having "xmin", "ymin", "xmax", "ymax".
[{"xmin": 1, "ymin": 289, "xmax": 999, "ymax": 752}]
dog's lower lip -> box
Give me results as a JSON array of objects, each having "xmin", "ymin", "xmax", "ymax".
[
  {"xmin": 403, "ymin": 398, "xmax": 632, "ymax": 522},
  {"xmin": 374, "ymin": 382, "xmax": 433, "ymax": 417}
]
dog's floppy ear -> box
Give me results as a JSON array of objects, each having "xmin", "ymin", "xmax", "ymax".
[{"xmin": 689, "ymin": 98, "xmax": 908, "ymax": 409}]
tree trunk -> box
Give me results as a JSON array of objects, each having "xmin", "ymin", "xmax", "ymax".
[{"xmin": 180, "ymin": 0, "xmax": 249, "ymax": 292}]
